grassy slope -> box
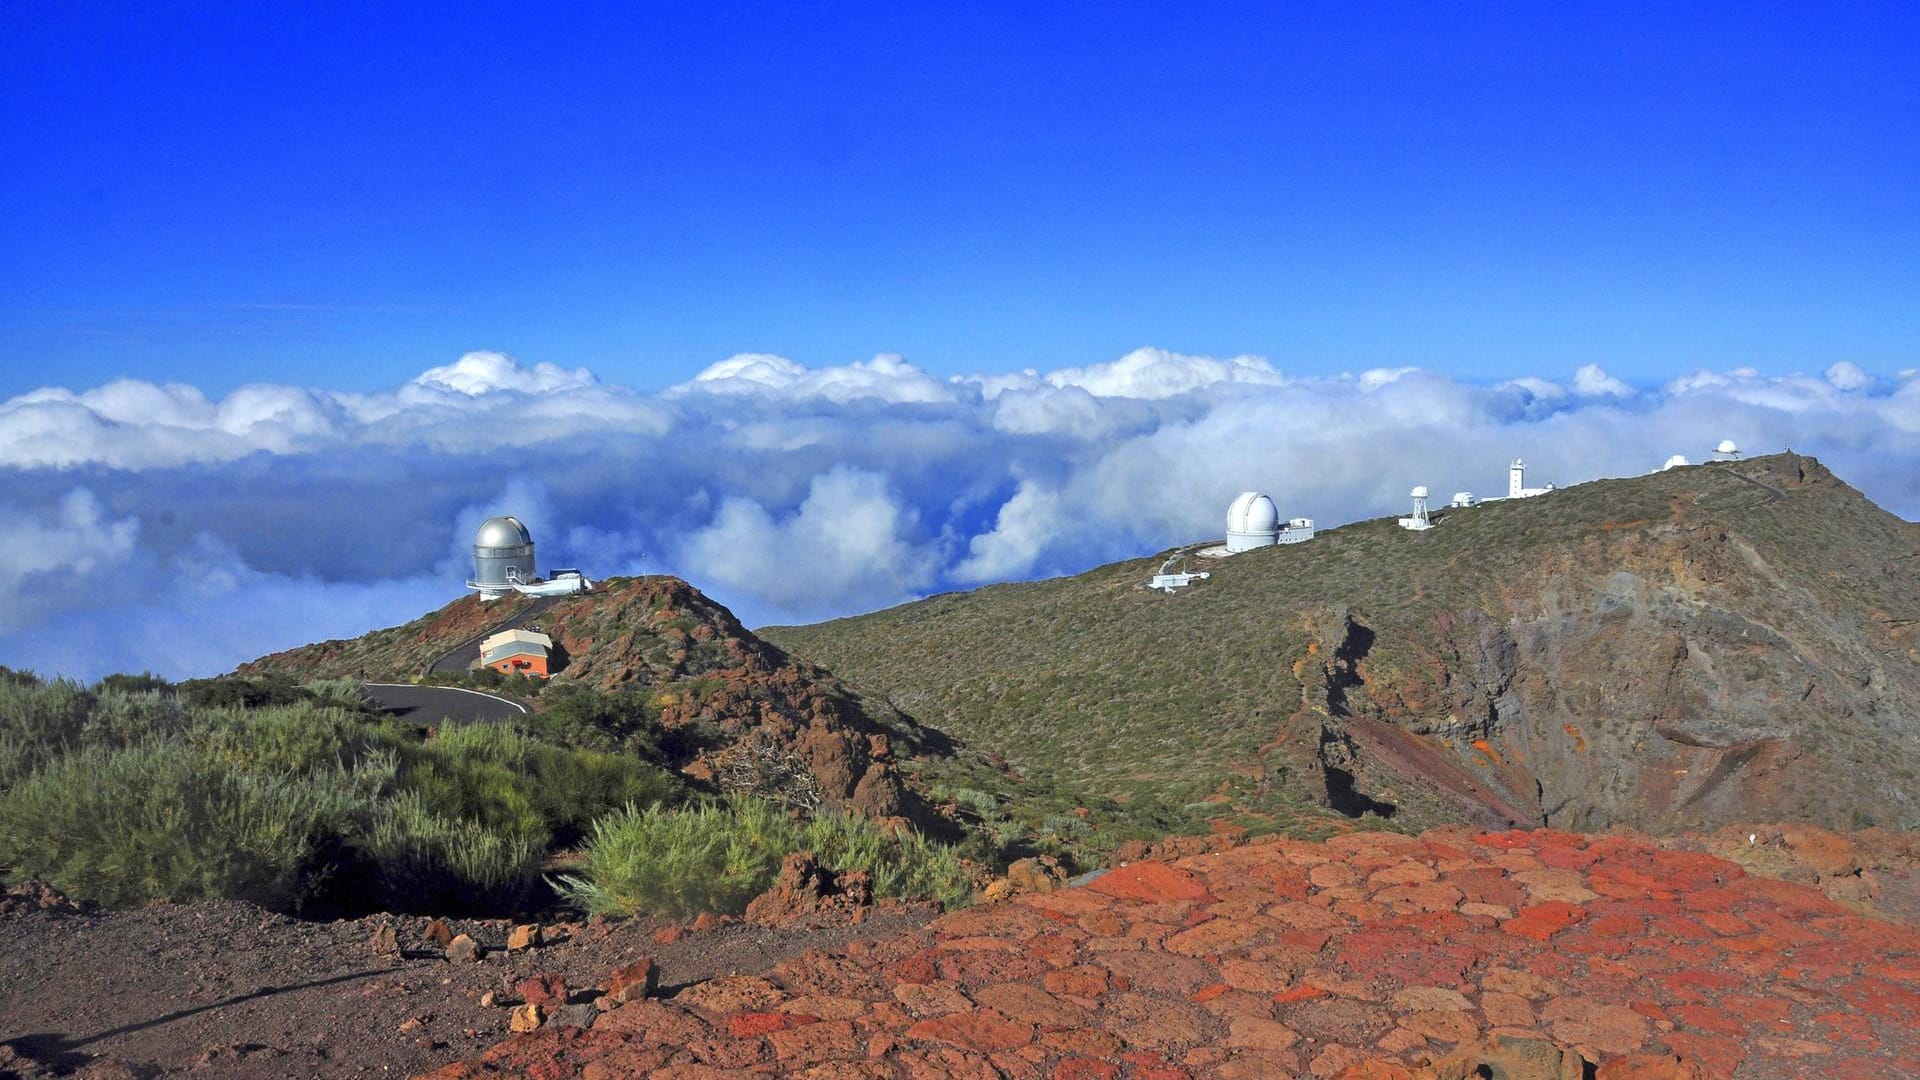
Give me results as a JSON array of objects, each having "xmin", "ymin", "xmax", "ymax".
[{"xmin": 766, "ymin": 455, "xmax": 1920, "ymax": 831}]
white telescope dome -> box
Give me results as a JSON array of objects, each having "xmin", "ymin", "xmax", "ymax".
[
  {"xmin": 1662, "ymin": 454, "xmax": 1690, "ymax": 471},
  {"xmin": 1225, "ymin": 491, "xmax": 1281, "ymax": 552},
  {"xmin": 1227, "ymin": 491, "xmax": 1280, "ymax": 534},
  {"xmin": 1410, "ymin": 485, "xmax": 1430, "ymax": 499},
  {"xmin": 1716, "ymin": 439, "xmax": 1739, "ymax": 455}
]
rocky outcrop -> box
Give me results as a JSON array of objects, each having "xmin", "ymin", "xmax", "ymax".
[
  {"xmin": 1280, "ymin": 457, "xmax": 1920, "ymax": 834},
  {"xmin": 743, "ymin": 852, "xmax": 875, "ymax": 928},
  {"xmin": 422, "ymin": 825, "xmax": 1920, "ymax": 1079}
]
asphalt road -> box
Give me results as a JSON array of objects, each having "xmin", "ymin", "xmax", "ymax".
[
  {"xmin": 424, "ymin": 595, "xmax": 561, "ymax": 677},
  {"xmin": 365, "ymin": 682, "xmax": 528, "ymax": 725}
]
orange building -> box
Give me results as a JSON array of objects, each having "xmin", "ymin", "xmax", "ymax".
[{"xmin": 480, "ymin": 629, "xmax": 553, "ymax": 678}]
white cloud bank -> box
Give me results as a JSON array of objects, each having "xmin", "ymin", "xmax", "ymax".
[{"xmin": 4, "ymin": 348, "xmax": 1919, "ymax": 681}]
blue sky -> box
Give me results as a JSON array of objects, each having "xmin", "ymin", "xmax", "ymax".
[
  {"xmin": 4, "ymin": 4, "xmax": 1915, "ymax": 398},
  {"xmin": 4, "ymin": 6, "xmax": 1920, "ymax": 680}
]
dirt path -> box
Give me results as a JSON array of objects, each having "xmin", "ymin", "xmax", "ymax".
[{"xmin": 0, "ymin": 898, "xmax": 934, "ymax": 1079}]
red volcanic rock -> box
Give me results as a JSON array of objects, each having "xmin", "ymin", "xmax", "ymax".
[
  {"xmin": 725, "ymin": 1010, "xmax": 814, "ymax": 1038},
  {"xmin": 745, "ymin": 851, "xmax": 875, "ymax": 928},
  {"xmin": 427, "ymin": 827, "xmax": 1920, "ymax": 1080},
  {"xmin": 605, "ymin": 958, "xmax": 657, "ymax": 1003},
  {"xmin": 1504, "ymin": 900, "xmax": 1589, "ymax": 941},
  {"xmin": 514, "ymin": 973, "xmax": 567, "ymax": 1006},
  {"xmin": 1086, "ymin": 862, "xmax": 1213, "ymax": 904},
  {"xmin": 905, "ymin": 1008, "xmax": 1034, "ymax": 1052},
  {"xmin": 1596, "ymin": 1051, "xmax": 1709, "ymax": 1079}
]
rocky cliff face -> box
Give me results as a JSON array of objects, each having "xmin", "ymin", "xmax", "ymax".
[
  {"xmin": 241, "ymin": 576, "xmax": 949, "ymax": 826},
  {"xmin": 773, "ymin": 454, "xmax": 1920, "ymax": 835},
  {"xmin": 1286, "ymin": 455, "xmax": 1920, "ymax": 833}
]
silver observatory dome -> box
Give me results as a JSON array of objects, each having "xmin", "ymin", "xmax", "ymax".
[{"xmin": 470, "ymin": 515, "xmax": 536, "ymax": 600}]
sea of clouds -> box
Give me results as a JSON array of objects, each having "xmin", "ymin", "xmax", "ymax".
[{"xmin": 3, "ymin": 347, "xmax": 1917, "ymax": 681}]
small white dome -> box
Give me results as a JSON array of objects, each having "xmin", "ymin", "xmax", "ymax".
[
  {"xmin": 1662, "ymin": 454, "xmax": 1690, "ymax": 471},
  {"xmin": 1716, "ymin": 439, "xmax": 1739, "ymax": 455},
  {"xmin": 1411, "ymin": 485, "xmax": 1430, "ymax": 499},
  {"xmin": 1227, "ymin": 491, "xmax": 1280, "ymax": 534}
]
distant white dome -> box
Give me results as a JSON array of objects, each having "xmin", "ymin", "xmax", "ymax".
[
  {"xmin": 1716, "ymin": 439, "xmax": 1739, "ymax": 455},
  {"xmin": 1411, "ymin": 485, "xmax": 1430, "ymax": 499},
  {"xmin": 1227, "ymin": 491, "xmax": 1280, "ymax": 534},
  {"xmin": 1662, "ymin": 454, "xmax": 1690, "ymax": 471},
  {"xmin": 1225, "ymin": 491, "xmax": 1281, "ymax": 552}
]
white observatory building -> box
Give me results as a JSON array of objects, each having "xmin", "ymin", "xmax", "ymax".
[
  {"xmin": 1507, "ymin": 459, "xmax": 1556, "ymax": 499},
  {"xmin": 1224, "ymin": 491, "xmax": 1315, "ymax": 552},
  {"xmin": 1714, "ymin": 439, "xmax": 1741, "ymax": 461}
]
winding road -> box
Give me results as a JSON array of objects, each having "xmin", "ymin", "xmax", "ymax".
[
  {"xmin": 364, "ymin": 682, "xmax": 527, "ymax": 725},
  {"xmin": 423, "ymin": 595, "xmax": 561, "ymax": 677}
]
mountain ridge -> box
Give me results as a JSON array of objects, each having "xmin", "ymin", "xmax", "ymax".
[{"xmin": 765, "ymin": 453, "xmax": 1920, "ymax": 834}]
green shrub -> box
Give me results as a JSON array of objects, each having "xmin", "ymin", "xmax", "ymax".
[
  {"xmin": 557, "ymin": 795, "xmax": 970, "ymax": 919},
  {"xmin": 529, "ymin": 683, "xmax": 680, "ymax": 760},
  {"xmin": 0, "ymin": 676, "xmax": 97, "ymax": 788},
  {"xmin": 558, "ymin": 799, "xmax": 781, "ymax": 918},
  {"xmin": 95, "ymin": 672, "xmax": 172, "ymax": 696},
  {"xmin": 177, "ymin": 675, "xmax": 313, "ymax": 711},
  {"xmin": 0, "ymin": 683, "xmax": 683, "ymax": 913},
  {"xmin": 398, "ymin": 721, "xmax": 679, "ymax": 846},
  {"xmin": 0, "ymin": 739, "xmax": 380, "ymax": 910},
  {"xmin": 800, "ymin": 811, "xmax": 972, "ymax": 910},
  {"xmin": 193, "ymin": 701, "xmax": 405, "ymax": 776},
  {"xmin": 359, "ymin": 789, "xmax": 546, "ymax": 912}
]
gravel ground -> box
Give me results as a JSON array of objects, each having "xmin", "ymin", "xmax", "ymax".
[{"xmin": 0, "ymin": 893, "xmax": 937, "ymax": 1079}]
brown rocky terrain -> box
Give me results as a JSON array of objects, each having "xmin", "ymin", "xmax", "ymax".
[
  {"xmin": 240, "ymin": 575, "xmax": 952, "ymax": 825},
  {"xmin": 0, "ymin": 881, "xmax": 940, "ymax": 1080},
  {"xmin": 8, "ymin": 824, "xmax": 1914, "ymax": 1079},
  {"xmin": 770, "ymin": 454, "xmax": 1920, "ymax": 836},
  {"xmin": 399, "ymin": 823, "xmax": 1920, "ymax": 1079}
]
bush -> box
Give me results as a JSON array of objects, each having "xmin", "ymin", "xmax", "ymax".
[
  {"xmin": 177, "ymin": 675, "xmax": 312, "ymax": 711},
  {"xmin": 0, "ymin": 676, "xmax": 97, "ymax": 788},
  {"xmin": 359, "ymin": 789, "xmax": 546, "ymax": 912},
  {"xmin": 530, "ymin": 683, "xmax": 673, "ymax": 759},
  {"xmin": 398, "ymin": 721, "xmax": 679, "ymax": 847},
  {"xmin": 557, "ymin": 795, "xmax": 971, "ymax": 919},
  {"xmin": 558, "ymin": 799, "xmax": 780, "ymax": 918},
  {"xmin": 0, "ymin": 739, "xmax": 381, "ymax": 910},
  {"xmin": 0, "ymin": 676, "xmax": 692, "ymax": 914}
]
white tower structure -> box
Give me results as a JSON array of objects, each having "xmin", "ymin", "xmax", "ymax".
[
  {"xmin": 1399, "ymin": 486, "xmax": 1433, "ymax": 531},
  {"xmin": 1506, "ymin": 458, "xmax": 1556, "ymax": 499},
  {"xmin": 1225, "ymin": 492, "xmax": 1282, "ymax": 552}
]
